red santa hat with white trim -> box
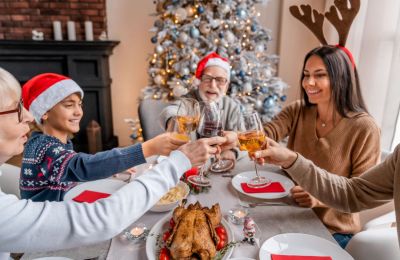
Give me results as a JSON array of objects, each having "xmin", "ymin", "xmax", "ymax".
[
  {"xmin": 22, "ymin": 73, "xmax": 84, "ymax": 124},
  {"xmin": 195, "ymin": 52, "xmax": 231, "ymax": 80}
]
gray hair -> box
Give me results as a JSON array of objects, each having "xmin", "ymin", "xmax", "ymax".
[{"xmin": 0, "ymin": 67, "xmax": 21, "ymax": 110}]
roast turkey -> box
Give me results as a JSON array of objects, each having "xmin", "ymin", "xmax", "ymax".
[{"xmin": 166, "ymin": 202, "xmax": 222, "ymax": 260}]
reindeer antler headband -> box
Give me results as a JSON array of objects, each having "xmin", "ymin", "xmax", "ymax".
[{"xmin": 289, "ymin": 0, "xmax": 360, "ymax": 66}]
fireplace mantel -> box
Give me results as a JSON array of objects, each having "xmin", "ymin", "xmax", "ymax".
[{"xmin": 0, "ymin": 40, "xmax": 120, "ymax": 152}]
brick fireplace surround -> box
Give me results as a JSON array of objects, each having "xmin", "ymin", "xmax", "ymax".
[
  {"xmin": 0, "ymin": 0, "xmax": 119, "ymax": 153},
  {"xmin": 0, "ymin": 0, "xmax": 107, "ymax": 41}
]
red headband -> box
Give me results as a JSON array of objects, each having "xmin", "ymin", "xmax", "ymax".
[{"xmin": 335, "ymin": 45, "xmax": 356, "ymax": 69}]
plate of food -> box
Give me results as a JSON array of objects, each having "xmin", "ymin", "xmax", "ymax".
[
  {"xmin": 259, "ymin": 233, "xmax": 353, "ymax": 260},
  {"xmin": 231, "ymin": 170, "xmax": 295, "ymax": 199},
  {"xmin": 150, "ymin": 181, "xmax": 190, "ymax": 212},
  {"xmin": 146, "ymin": 202, "xmax": 234, "ymax": 260}
]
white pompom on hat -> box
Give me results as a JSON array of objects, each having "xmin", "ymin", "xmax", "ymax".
[
  {"xmin": 22, "ymin": 73, "xmax": 84, "ymax": 124},
  {"xmin": 195, "ymin": 52, "xmax": 230, "ymax": 80}
]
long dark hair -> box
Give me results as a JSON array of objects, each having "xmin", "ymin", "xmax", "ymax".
[{"xmin": 300, "ymin": 45, "xmax": 368, "ymax": 117}]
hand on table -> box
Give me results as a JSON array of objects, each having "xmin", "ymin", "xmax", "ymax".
[{"xmin": 291, "ymin": 185, "xmax": 319, "ymax": 208}]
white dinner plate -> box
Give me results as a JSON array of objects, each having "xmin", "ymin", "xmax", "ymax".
[
  {"xmin": 231, "ymin": 170, "xmax": 294, "ymax": 199},
  {"xmin": 146, "ymin": 212, "xmax": 234, "ymax": 260},
  {"xmin": 259, "ymin": 233, "xmax": 354, "ymax": 260},
  {"xmin": 63, "ymin": 179, "xmax": 126, "ymax": 201}
]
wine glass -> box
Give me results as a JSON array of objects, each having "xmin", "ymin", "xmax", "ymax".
[
  {"xmin": 187, "ymin": 102, "xmax": 222, "ymax": 186},
  {"xmin": 175, "ymin": 98, "xmax": 200, "ymax": 138},
  {"xmin": 237, "ymin": 112, "xmax": 271, "ymax": 188},
  {"xmin": 166, "ymin": 116, "xmax": 190, "ymax": 141},
  {"xmin": 208, "ymin": 109, "xmax": 235, "ymax": 173}
]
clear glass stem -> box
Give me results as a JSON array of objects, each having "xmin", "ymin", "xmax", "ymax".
[
  {"xmin": 253, "ymin": 161, "xmax": 261, "ymax": 180},
  {"xmin": 198, "ymin": 164, "xmax": 207, "ymax": 180}
]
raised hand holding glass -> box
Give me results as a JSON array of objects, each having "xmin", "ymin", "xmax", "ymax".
[{"xmin": 237, "ymin": 112, "xmax": 271, "ymax": 188}]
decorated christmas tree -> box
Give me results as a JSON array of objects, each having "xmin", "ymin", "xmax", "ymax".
[{"xmin": 141, "ymin": 0, "xmax": 287, "ymax": 124}]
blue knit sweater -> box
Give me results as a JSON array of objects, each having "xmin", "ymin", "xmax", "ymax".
[{"xmin": 20, "ymin": 132, "xmax": 146, "ymax": 202}]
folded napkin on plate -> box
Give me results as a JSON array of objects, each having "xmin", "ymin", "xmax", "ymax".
[
  {"xmin": 240, "ymin": 182, "xmax": 285, "ymax": 193},
  {"xmin": 72, "ymin": 190, "xmax": 111, "ymax": 203},
  {"xmin": 271, "ymin": 254, "xmax": 332, "ymax": 260}
]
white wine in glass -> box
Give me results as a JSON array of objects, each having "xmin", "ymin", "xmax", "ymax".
[
  {"xmin": 176, "ymin": 98, "xmax": 200, "ymax": 137},
  {"xmin": 166, "ymin": 117, "xmax": 190, "ymax": 142},
  {"xmin": 237, "ymin": 112, "xmax": 271, "ymax": 188}
]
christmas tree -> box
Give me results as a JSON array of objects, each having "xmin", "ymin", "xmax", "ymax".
[{"xmin": 141, "ymin": 0, "xmax": 287, "ymax": 124}]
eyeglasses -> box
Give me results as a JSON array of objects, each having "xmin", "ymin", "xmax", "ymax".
[
  {"xmin": 201, "ymin": 75, "xmax": 228, "ymax": 86},
  {"xmin": 0, "ymin": 99, "xmax": 23, "ymax": 123}
]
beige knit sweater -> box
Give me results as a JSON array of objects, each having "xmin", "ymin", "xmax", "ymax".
[
  {"xmin": 286, "ymin": 148, "xmax": 398, "ymax": 244},
  {"xmin": 264, "ymin": 100, "xmax": 381, "ymax": 234}
]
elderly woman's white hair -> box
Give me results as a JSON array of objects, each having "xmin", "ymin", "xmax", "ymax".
[{"xmin": 0, "ymin": 67, "xmax": 21, "ymax": 110}]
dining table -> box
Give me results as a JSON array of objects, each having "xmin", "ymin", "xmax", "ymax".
[{"xmin": 21, "ymin": 156, "xmax": 339, "ymax": 260}]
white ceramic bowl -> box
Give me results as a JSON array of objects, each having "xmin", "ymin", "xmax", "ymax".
[{"xmin": 150, "ymin": 181, "xmax": 190, "ymax": 212}]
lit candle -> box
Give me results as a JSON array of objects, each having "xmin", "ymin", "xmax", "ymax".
[
  {"xmin": 228, "ymin": 208, "xmax": 248, "ymax": 225},
  {"xmin": 130, "ymin": 226, "xmax": 144, "ymax": 237},
  {"xmin": 67, "ymin": 21, "xmax": 76, "ymax": 41},
  {"xmin": 84, "ymin": 21, "xmax": 93, "ymax": 41},
  {"xmin": 53, "ymin": 21, "xmax": 62, "ymax": 40},
  {"xmin": 233, "ymin": 209, "xmax": 247, "ymax": 218}
]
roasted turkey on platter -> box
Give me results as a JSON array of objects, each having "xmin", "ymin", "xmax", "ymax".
[{"xmin": 165, "ymin": 201, "xmax": 222, "ymax": 260}]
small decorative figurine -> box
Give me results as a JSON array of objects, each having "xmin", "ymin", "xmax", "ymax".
[
  {"xmin": 32, "ymin": 30, "xmax": 44, "ymax": 41},
  {"xmin": 243, "ymin": 216, "xmax": 256, "ymax": 245}
]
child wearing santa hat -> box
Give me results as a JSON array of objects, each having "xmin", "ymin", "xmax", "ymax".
[
  {"xmin": 20, "ymin": 73, "xmax": 188, "ymax": 202},
  {"xmin": 160, "ymin": 52, "xmax": 243, "ymax": 164}
]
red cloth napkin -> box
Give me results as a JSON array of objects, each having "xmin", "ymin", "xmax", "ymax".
[
  {"xmin": 240, "ymin": 182, "xmax": 285, "ymax": 193},
  {"xmin": 271, "ymin": 254, "xmax": 332, "ymax": 260},
  {"xmin": 184, "ymin": 167, "xmax": 198, "ymax": 178},
  {"xmin": 72, "ymin": 190, "xmax": 111, "ymax": 203}
]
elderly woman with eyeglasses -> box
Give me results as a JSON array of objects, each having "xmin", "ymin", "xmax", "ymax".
[
  {"xmin": 0, "ymin": 67, "xmax": 227, "ymax": 258},
  {"xmin": 160, "ymin": 52, "xmax": 243, "ymax": 162}
]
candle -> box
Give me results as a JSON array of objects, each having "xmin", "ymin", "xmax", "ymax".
[
  {"xmin": 228, "ymin": 207, "xmax": 248, "ymax": 225},
  {"xmin": 122, "ymin": 223, "xmax": 148, "ymax": 242},
  {"xmin": 84, "ymin": 21, "xmax": 93, "ymax": 41},
  {"xmin": 233, "ymin": 209, "xmax": 247, "ymax": 218},
  {"xmin": 67, "ymin": 21, "xmax": 76, "ymax": 41},
  {"xmin": 130, "ymin": 226, "xmax": 144, "ymax": 237},
  {"xmin": 53, "ymin": 21, "xmax": 62, "ymax": 40}
]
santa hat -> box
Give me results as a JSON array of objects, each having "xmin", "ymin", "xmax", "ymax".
[
  {"xmin": 195, "ymin": 52, "xmax": 231, "ymax": 80},
  {"xmin": 22, "ymin": 73, "xmax": 84, "ymax": 124}
]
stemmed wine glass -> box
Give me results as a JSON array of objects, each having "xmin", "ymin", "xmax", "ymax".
[
  {"xmin": 176, "ymin": 98, "xmax": 200, "ymax": 138},
  {"xmin": 237, "ymin": 112, "xmax": 271, "ymax": 188},
  {"xmin": 187, "ymin": 102, "xmax": 222, "ymax": 186},
  {"xmin": 163, "ymin": 98, "xmax": 200, "ymax": 141}
]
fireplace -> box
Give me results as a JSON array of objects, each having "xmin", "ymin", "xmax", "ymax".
[{"xmin": 0, "ymin": 40, "xmax": 119, "ymax": 152}]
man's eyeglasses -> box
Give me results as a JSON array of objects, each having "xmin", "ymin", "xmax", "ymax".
[
  {"xmin": 0, "ymin": 99, "xmax": 24, "ymax": 123},
  {"xmin": 201, "ymin": 75, "xmax": 228, "ymax": 86}
]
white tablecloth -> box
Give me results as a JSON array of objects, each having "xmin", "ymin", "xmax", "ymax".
[{"xmin": 106, "ymin": 157, "xmax": 335, "ymax": 259}]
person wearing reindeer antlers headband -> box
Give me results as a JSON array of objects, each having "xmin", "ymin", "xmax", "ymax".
[{"xmin": 259, "ymin": 0, "xmax": 381, "ymax": 248}]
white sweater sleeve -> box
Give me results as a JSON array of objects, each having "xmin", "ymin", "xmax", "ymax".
[{"xmin": 0, "ymin": 150, "xmax": 191, "ymax": 253}]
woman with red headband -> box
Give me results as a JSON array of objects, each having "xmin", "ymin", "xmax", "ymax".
[{"xmin": 262, "ymin": 45, "xmax": 380, "ymax": 248}]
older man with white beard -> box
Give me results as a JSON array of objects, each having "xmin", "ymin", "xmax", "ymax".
[{"xmin": 160, "ymin": 52, "xmax": 242, "ymax": 162}]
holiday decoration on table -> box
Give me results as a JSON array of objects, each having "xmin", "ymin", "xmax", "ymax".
[{"xmin": 141, "ymin": 0, "xmax": 287, "ymax": 125}]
